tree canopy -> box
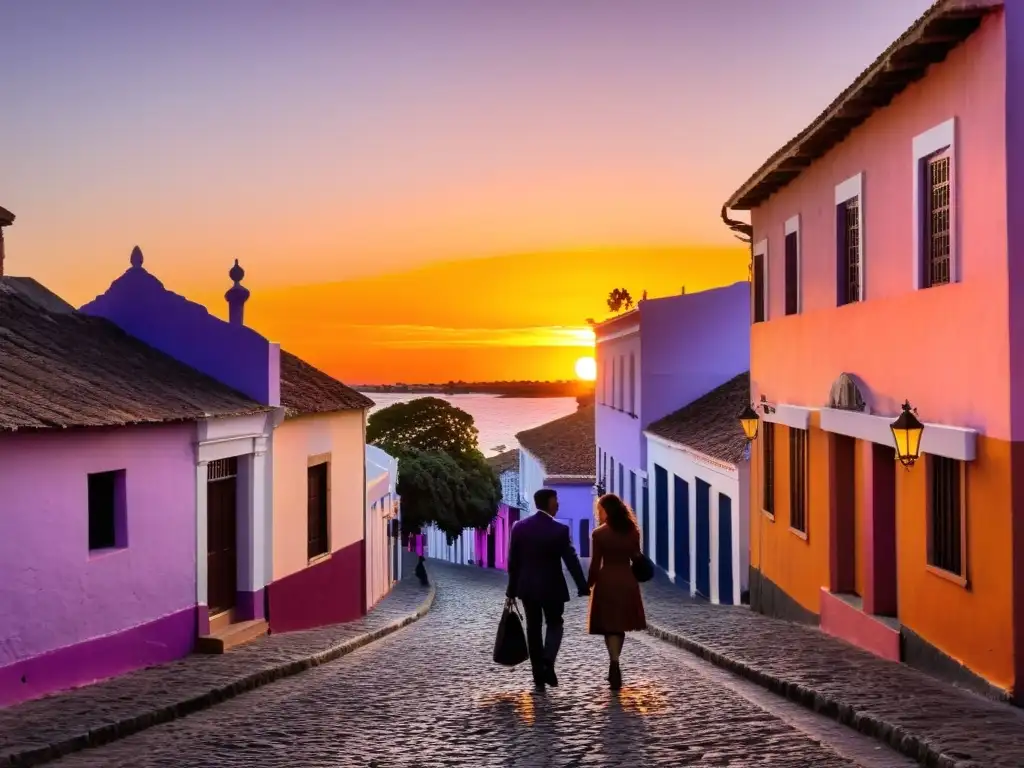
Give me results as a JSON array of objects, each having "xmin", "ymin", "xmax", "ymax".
[
  {"xmin": 369, "ymin": 398, "xmax": 499, "ymax": 538},
  {"xmin": 367, "ymin": 397, "xmax": 479, "ymax": 456},
  {"xmin": 607, "ymin": 288, "xmax": 634, "ymax": 313}
]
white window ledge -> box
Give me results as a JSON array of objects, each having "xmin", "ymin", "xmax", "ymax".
[
  {"xmin": 818, "ymin": 406, "xmax": 976, "ymax": 462},
  {"xmin": 761, "ymin": 403, "xmax": 813, "ymax": 430}
]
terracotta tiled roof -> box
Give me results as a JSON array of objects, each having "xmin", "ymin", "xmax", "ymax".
[
  {"xmin": 0, "ymin": 285, "xmax": 268, "ymax": 431},
  {"xmin": 486, "ymin": 449, "xmax": 519, "ymax": 474},
  {"xmin": 516, "ymin": 405, "xmax": 595, "ymax": 478},
  {"xmin": 724, "ymin": 0, "xmax": 999, "ymax": 210},
  {"xmin": 645, "ymin": 373, "xmax": 751, "ymax": 465},
  {"xmin": 279, "ymin": 350, "xmax": 374, "ymax": 418}
]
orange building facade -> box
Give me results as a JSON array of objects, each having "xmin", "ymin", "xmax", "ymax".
[{"xmin": 723, "ymin": 0, "xmax": 1024, "ymax": 701}]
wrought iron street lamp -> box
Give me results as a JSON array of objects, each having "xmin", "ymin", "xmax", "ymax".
[
  {"xmin": 738, "ymin": 396, "xmax": 775, "ymax": 442},
  {"xmin": 890, "ymin": 400, "xmax": 924, "ymax": 468},
  {"xmin": 739, "ymin": 404, "xmax": 760, "ymax": 441}
]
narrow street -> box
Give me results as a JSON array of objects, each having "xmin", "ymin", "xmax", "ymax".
[{"xmin": 49, "ymin": 563, "xmax": 914, "ymax": 768}]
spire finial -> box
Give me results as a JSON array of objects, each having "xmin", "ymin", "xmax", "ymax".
[
  {"xmin": 225, "ymin": 259, "xmax": 250, "ymax": 326},
  {"xmin": 130, "ymin": 246, "xmax": 144, "ymax": 269},
  {"xmin": 229, "ymin": 258, "xmax": 244, "ymax": 284}
]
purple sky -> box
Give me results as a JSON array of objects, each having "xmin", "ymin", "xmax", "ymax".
[{"xmin": 1, "ymin": 0, "xmax": 934, "ymax": 299}]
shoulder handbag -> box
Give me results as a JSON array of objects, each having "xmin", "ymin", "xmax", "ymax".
[{"xmin": 631, "ymin": 552, "xmax": 655, "ymax": 583}]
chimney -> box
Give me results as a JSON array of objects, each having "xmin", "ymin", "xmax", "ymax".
[
  {"xmin": 225, "ymin": 259, "xmax": 250, "ymax": 325},
  {"xmin": 0, "ymin": 206, "xmax": 15, "ymax": 278},
  {"xmin": 680, "ymin": 285, "xmax": 686, "ymax": 295}
]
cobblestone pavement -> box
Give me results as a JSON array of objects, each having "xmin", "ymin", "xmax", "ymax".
[
  {"xmin": 0, "ymin": 559, "xmax": 433, "ymax": 768},
  {"xmin": 47, "ymin": 561, "xmax": 913, "ymax": 768},
  {"xmin": 640, "ymin": 574, "xmax": 1024, "ymax": 768}
]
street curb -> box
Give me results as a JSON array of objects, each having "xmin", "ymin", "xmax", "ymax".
[
  {"xmin": 645, "ymin": 621, "xmax": 960, "ymax": 768},
  {"xmin": 5, "ymin": 585, "xmax": 436, "ymax": 768}
]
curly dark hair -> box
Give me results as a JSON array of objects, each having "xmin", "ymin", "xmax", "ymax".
[{"xmin": 597, "ymin": 493, "xmax": 639, "ymax": 535}]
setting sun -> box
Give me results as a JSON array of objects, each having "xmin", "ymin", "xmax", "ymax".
[{"xmin": 574, "ymin": 356, "xmax": 597, "ymax": 381}]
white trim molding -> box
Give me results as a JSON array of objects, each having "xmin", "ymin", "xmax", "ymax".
[
  {"xmin": 835, "ymin": 172, "xmax": 865, "ymax": 302},
  {"xmin": 912, "ymin": 117, "xmax": 957, "ymax": 289},
  {"xmin": 818, "ymin": 406, "xmax": 976, "ymax": 462},
  {"xmin": 645, "ymin": 431, "xmax": 741, "ymax": 477},
  {"xmin": 761, "ymin": 403, "xmax": 814, "ymax": 430},
  {"xmin": 753, "ymin": 238, "xmax": 769, "ymax": 321},
  {"xmin": 595, "ymin": 323, "xmax": 640, "ymax": 344}
]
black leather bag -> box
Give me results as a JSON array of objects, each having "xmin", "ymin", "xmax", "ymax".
[
  {"xmin": 493, "ymin": 598, "xmax": 529, "ymax": 666},
  {"xmin": 631, "ymin": 552, "xmax": 655, "ymax": 583}
]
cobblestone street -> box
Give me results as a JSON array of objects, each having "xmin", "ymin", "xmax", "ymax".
[{"xmin": 44, "ymin": 562, "xmax": 914, "ymax": 768}]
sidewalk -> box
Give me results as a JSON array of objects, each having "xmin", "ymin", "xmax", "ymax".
[
  {"xmin": 0, "ymin": 570, "xmax": 435, "ymax": 768},
  {"xmin": 641, "ymin": 575, "xmax": 1024, "ymax": 768}
]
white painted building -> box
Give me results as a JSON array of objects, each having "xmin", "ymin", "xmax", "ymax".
[
  {"xmin": 366, "ymin": 444, "xmax": 401, "ymax": 609},
  {"xmin": 424, "ymin": 524, "xmax": 476, "ymax": 566},
  {"xmin": 643, "ymin": 373, "xmax": 750, "ymax": 605}
]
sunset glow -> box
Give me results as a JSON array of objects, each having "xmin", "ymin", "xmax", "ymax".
[{"xmin": 575, "ymin": 356, "xmax": 597, "ymax": 382}]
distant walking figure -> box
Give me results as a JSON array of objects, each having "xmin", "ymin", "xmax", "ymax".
[
  {"xmin": 588, "ymin": 493, "xmax": 647, "ymax": 690},
  {"xmin": 506, "ymin": 488, "xmax": 589, "ymax": 690},
  {"xmin": 415, "ymin": 555, "xmax": 430, "ymax": 587}
]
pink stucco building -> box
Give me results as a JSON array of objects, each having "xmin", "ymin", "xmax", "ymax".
[
  {"xmin": 721, "ymin": 0, "xmax": 1024, "ymax": 700},
  {"xmin": 0, "ymin": 276, "xmax": 267, "ymax": 706}
]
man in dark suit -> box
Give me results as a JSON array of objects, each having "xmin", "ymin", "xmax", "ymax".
[{"xmin": 506, "ymin": 488, "xmax": 589, "ymax": 689}]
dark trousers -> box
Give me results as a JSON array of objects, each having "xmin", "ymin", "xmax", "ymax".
[{"xmin": 522, "ymin": 600, "xmax": 564, "ymax": 673}]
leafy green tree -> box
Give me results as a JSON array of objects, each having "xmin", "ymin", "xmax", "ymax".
[
  {"xmin": 453, "ymin": 449, "xmax": 502, "ymax": 530},
  {"xmin": 370, "ymin": 399, "xmax": 499, "ymax": 536},
  {"xmin": 395, "ymin": 449, "xmax": 465, "ymax": 538},
  {"xmin": 606, "ymin": 288, "xmax": 634, "ymax": 313},
  {"xmin": 367, "ymin": 397, "xmax": 479, "ymax": 455}
]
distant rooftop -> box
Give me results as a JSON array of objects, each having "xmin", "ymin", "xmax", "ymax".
[
  {"xmin": 516, "ymin": 405, "xmax": 595, "ymax": 480},
  {"xmin": 645, "ymin": 372, "xmax": 750, "ymax": 465}
]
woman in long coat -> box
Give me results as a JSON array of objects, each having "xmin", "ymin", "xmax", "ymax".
[{"xmin": 587, "ymin": 493, "xmax": 647, "ymax": 690}]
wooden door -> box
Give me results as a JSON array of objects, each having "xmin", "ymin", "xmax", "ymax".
[
  {"xmin": 654, "ymin": 465, "xmax": 669, "ymax": 568},
  {"xmin": 207, "ymin": 458, "xmax": 238, "ymax": 616},
  {"xmin": 487, "ymin": 528, "xmax": 496, "ymax": 567}
]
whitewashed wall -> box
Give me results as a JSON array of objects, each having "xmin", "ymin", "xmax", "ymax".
[
  {"xmin": 645, "ymin": 433, "xmax": 749, "ymax": 605},
  {"xmin": 518, "ymin": 448, "xmax": 546, "ymax": 519},
  {"xmin": 365, "ymin": 444, "xmax": 400, "ymax": 608},
  {"xmin": 425, "ymin": 524, "xmax": 476, "ymax": 566},
  {"xmin": 500, "ymin": 469, "xmax": 519, "ymax": 508}
]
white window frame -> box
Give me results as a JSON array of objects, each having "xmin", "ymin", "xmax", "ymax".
[
  {"xmin": 753, "ymin": 238, "xmax": 769, "ymax": 322},
  {"xmin": 783, "ymin": 215, "xmax": 801, "ymax": 314},
  {"xmin": 912, "ymin": 118, "xmax": 957, "ymax": 289},
  {"xmin": 835, "ymin": 172, "xmax": 865, "ymax": 302}
]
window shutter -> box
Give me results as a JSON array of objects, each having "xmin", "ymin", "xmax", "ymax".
[
  {"xmin": 785, "ymin": 232, "xmax": 799, "ymax": 315},
  {"xmin": 752, "ymin": 254, "xmax": 765, "ymax": 323}
]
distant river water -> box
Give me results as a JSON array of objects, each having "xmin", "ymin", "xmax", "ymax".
[{"xmin": 361, "ymin": 393, "xmax": 579, "ymax": 457}]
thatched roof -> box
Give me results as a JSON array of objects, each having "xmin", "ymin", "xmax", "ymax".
[{"xmin": 0, "ymin": 284, "xmax": 268, "ymax": 431}]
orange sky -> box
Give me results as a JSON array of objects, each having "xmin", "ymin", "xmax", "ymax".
[{"xmin": 189, "ymin": 245, "xmax": 749, "ymax": 384}]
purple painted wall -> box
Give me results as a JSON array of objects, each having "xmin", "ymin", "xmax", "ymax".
[
  {"xmin": 0, "ymin": 424, "xmax": 198, "ymax": 705},
  {"xmin": 1005, "ymin": 0, "xmax": 1024, "ymax": 701},
  {"xmin": 550, "ymin": 482, "xmax": 596, "ymax": 555},
  {"xmin": 80, "ymin": 249, "xmax": 280, "ymax": 405},
  {"xmin": 639, "ymin": 282, "xmax": 750, "ymax": 436},
  {"xmin": 594, "ymin": 282, "xmax": 750, "ymax": 508}
]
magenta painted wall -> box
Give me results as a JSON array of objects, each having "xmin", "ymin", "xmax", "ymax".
[
  {"xmin": 81, "ymin": 253, "xmax": 280, "ymax": 406},
  {"xmin": 0, "ymin": 424, "xmax": 198, "ymax": 703},
  {"xmin": 473, "ymin": 503, "xmax": 511, "ymax": 570},
  {"xmin": 749, "ymin": 13, "xmax": 1009, "ymax": 438},
  {"xmin": 267, "ymin": 539, "xmax": 365, "ymax": 632}
]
